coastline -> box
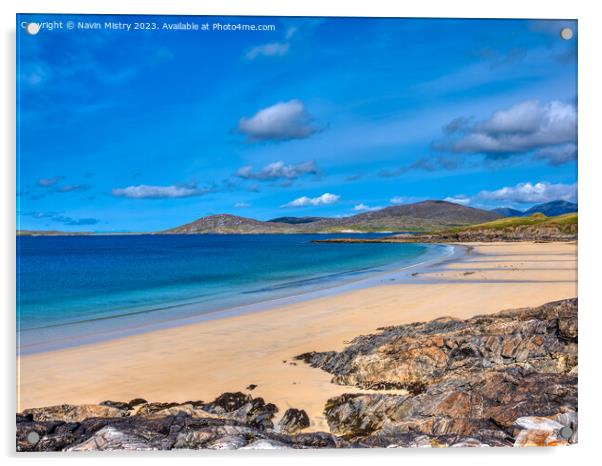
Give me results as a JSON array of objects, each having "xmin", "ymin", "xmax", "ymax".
[
  {"xmin": 18, "ymin": 242, "xmax": 455, "ymax": 355},
  {"xmin": 17, "ymin": 241, "xmax": 577, "ymax": 432}
]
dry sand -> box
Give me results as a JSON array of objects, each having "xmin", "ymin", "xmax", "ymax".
[{"xmin": 17, "ymin": 242, "xmax": 577, "ymax": 431}]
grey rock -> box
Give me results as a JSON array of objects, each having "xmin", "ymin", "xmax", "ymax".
[
  {"xmin": 277, "ymin": 408, "xmax": 310, "ymax": 434},
  {"xmin": 240, "ymin": 439, "xmax": 290, "ymax": 449},
  {"xmin": 66, "ymin": 426, "xmax": 156, "ymax": 451}
]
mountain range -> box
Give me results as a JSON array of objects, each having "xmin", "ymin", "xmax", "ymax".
[
  {"xmin": 162, "ymin": 200, "xmax": 504, "ymax": 234},
  {"xmin": 18, "ymin": 200, "xmax": 578, "ymax": 236},
  {"xmin": 490, "ymin": 200, "xmax": 577, "ymax": 218},
  {"xmin": 163, "ymin": 200, "xmax": 578, "ymax": 234}
]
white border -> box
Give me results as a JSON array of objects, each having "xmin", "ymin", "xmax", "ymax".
[{"xmin": 3, "ymin": 1, "xmax": 601, "ymax": 464}]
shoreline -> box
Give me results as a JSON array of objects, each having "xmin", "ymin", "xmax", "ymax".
[
  {"xmin": 17, "ymin": 241, "xmax": 577, "ymax": 431},
  {"xmin": 19, "ymin": 242, "xmax": 458, "ymax": 355}
]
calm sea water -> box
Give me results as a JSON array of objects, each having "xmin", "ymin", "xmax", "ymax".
[{"xmin": 17, "ymin": 234, "xmax": 445, "ymax": 352}]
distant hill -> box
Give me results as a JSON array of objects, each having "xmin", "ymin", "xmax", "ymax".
[
  {"xmin": 162, "ymin": 214, "xmax": 292, "ymax": 234},
  {"xmin": 491, "ymin": 200, "xmax": 577, "ymax": 218},
  {"xmin": 522, "ymin": 201, "xmax": 577, "ymax": 217},
  {"xmin": 349, "ymin": 200, "xmax": 501, "ymax": 224},
  {"xmin": 162, "ymin": 200, "xmax": 503, "ymax": 234},
  {"xmin": 17, "ymin": 230, "xmax": 92, "ymax": 236},
  {"xmin": 491, "ymin": 207, "xmax": 524, "ymax": 217}
]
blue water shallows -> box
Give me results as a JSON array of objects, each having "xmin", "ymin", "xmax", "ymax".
[{"xmin": 17, "ymin": 234, "xmax": 447, "ymax": 353}]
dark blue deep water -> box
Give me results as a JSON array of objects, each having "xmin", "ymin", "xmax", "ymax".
[{"xmin": 17, "ymin": 234, "xmax": 443, "ymax": 352}]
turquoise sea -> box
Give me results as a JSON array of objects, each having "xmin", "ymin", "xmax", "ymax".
[{"xmin": 17, "ymin": 234, "xmax": 449, "ymax": 353}]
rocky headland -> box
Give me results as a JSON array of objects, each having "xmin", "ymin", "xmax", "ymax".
[
  {"xmin": 313, "ymin": 213, "xmax": 577, "ymax": 244},
  {"xmin": 17, "ymin": 298, "xmax": 577, "ymax": 451}
]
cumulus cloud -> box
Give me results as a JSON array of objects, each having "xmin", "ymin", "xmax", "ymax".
[
  {"xmin": 353, "ymin": 203, "xmax": 382, "ymax": 212},
  {"xmin": 112, "ymin": 183, "xmax": 211, "ymax": 199},
  {"xmin": 477, "ymin": 181, "xmax": 577, "ymax": 204},
  {"xmin": 236, "ymin": 160, "xmax": 318, "ymax": 182},
  {"xmin": 437, "ymin": 100, "xmax": 577, "ymax": 165},
  {"xmin": 237, "ymin": 100, "xmax": 320, "ymax": 142},
  {"xmin": 444, "ymin": 196, "xmax": 471, "ymax": 205},
  {"xmin": 282, "ymin": 192, "xmax": 340, "ymax": 208},
  {"xmin": 389, "ymin": 196, "xmax": 423, "ymax": 205}
]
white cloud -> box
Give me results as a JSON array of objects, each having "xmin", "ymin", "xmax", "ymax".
[
  {"xmin": 444, "ymin": 196, "xmax": 471, "ymax": 205},
  {"xmin": 480, "ymin": 100, "xmax": 545, "ymax": 134},
  {"xmin": 390, "ymin": 196, "xmax": 423, "ymax": 205},
  {"xmin": 245, "ymin": 42, "xmax": 290, "ymax": 60},
  {"xmin": 283, "ymin": 192, "xmax": 340, "ymax": 208},
  {"xmin": 236, "ymin": 160, "xmax": 318, "ymax": 181},
  {"xmin": 245, "ymin": 25, "xmax": 298, "ymax": 60},
  {"xmin": 353, "ymin": 203, "xmax": 382, "ymax": 212},
  {"xmin": 477, "ymin": 181, "xmax": 577, "ymax": 204},
  {"xmin": 238, "ymin": 100, "xmax": 319, "ymax": 142},
  {"xmin": 112, "ymin": 184, "xmax": 207, "ymax": 199},
  {"xmin": 440, "ymin": 100, "xmax": 577, "ymax": 164},
  {"xmin": 234, "ymin": 202, "xmax": 251, "ymax": 208}
]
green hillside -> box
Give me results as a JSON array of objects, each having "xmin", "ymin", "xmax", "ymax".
[{"xmin": 443, "ymin": 212, "xmax": 577, "ymax": 233}]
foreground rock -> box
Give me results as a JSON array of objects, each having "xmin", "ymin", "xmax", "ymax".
[
  {"xmin": 297, "ymin": 298, "xmax": 578, "ymax": 447},
  {"xmin": 16, "ymin": 393, "xmax": 328, "ymax": 452}
]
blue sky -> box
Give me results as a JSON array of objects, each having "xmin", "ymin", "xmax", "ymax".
[{"xmin": 17, "ymin": 15, "xmax": 577, "ymax": 232}]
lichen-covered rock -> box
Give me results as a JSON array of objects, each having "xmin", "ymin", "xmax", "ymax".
[
  {"xmin": 298, "ymin": 298, "xmax": 578, "ymax": 447},
  {"xmin": 297, "ymin": 299, "xmax": 577, "ymax": 392}
]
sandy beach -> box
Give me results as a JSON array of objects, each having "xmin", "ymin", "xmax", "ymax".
[{"xmin": 17, "ymin": 241, "xmax": 577, "ymax": 431}]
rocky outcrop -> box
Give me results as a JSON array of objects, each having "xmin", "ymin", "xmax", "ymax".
[
  {"xmin": 17, "ymin": 392, "xmax": 321, "ymax": 452},
  {"xmin": 297, "ymin": 298, "xmax": 578, "ymax": 447}
]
